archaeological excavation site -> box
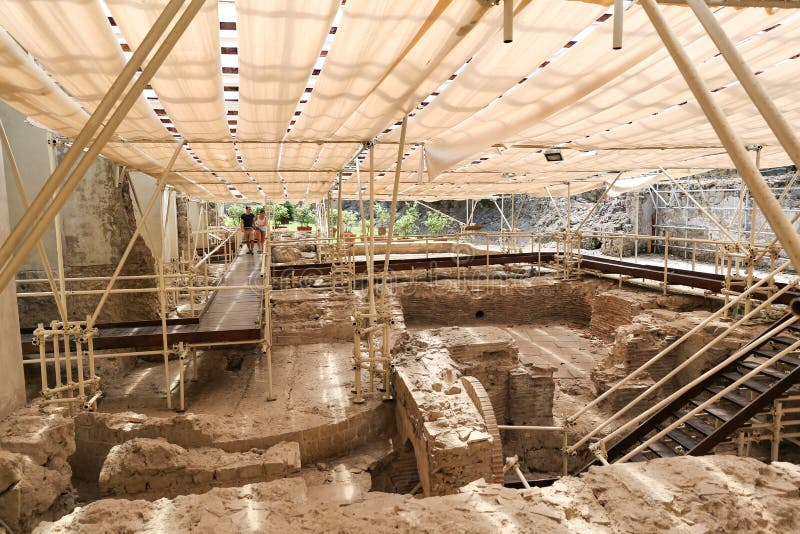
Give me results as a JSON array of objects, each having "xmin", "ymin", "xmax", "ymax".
[{"xmin": 3, "ymin": 0, "xmax": 800, "ymax": 532}]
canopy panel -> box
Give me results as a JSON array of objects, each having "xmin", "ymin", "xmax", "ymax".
[{"xmin": 0, "ymin": 0, "xmax": 797, "ymax": 202}]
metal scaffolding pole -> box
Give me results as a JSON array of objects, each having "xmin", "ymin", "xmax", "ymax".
[{"xmin": 0, "ymin": 0, "xmax": 204, "ymax": 293}]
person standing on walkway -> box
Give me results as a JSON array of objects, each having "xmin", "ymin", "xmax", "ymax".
[
  {"xmin": 240, "ymin": 206, "xmax": 256, "ymax": 254},
  {"xmin": 254, "ymin": 208, "xmax": 268, "ymax": 253}
]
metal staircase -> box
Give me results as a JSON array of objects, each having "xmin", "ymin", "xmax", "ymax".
[{"xmin": 603, "ymin": 313, "xmax": 800, "ymax": 463}]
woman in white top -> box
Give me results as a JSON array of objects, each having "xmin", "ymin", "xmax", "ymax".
[{"xmin": 254, "ymin": 208, "xmax": 268, "ymax": 253}]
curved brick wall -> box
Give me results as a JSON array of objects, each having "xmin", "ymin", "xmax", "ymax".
[{"xmin": 461, "ymin": 376, "xmax": 504, "ymax": 484}]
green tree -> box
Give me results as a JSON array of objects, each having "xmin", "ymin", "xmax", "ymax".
[
  {"xmin": 271, "ymin": 204, "xmax": 290, "ymax": 224},
  {"xmin": 372, "ymin": 203, "xmax": 389, "ymax": 228},
  {"xmin": 394, "ymin": 205, "xmax": 420, "ymax": 236},
  {"xmin": 340, "ymin": 210, "xmax": 359, "ymax": 232},
  {"xmin": 424, "ymin": 211, "xmax": 450, "ymax": 235},
  {"xmin": 225, "ymin": 204, "xmax": 246, "ymax": 227},
  {"xmin": 282, "ymin": 201, "xmax": 295, "ymax": 221},
  {"xmin": 295, "ymin": 204, "xmax": 315, "ymax": 226}
]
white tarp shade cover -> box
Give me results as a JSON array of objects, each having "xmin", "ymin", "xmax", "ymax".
[{"xmin": 0, "ymin": 0, "xmax": 797, "ymax": 202}]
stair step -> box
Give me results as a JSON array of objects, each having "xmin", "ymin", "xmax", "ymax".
[
  {"xmin": 737, "ymin": 360, "xmax": 787, "ymax": 380},
  {"xmin": 689, "ymin": 399, "xmax": 737, "ymax": 422},
  {"xmin": 704, "ymin": 385, "xmax": 750, "ymax": 408},
  {"xmin": 674, "ymin": 410, "xmax": 716, "ymax": 436},
  {"xmin": 657, "ymin": 424, "xmax": 699, "ymax": 451},
  {"xmin": 768, "ymin": 335, "xmax": 799, "ymax": 346},
  {"xmin": 720, "ymin": 371, "xmax": 770, "ymax": 394},
  {"xmin": 647, "ymin": 441, "xmax": 677, "ymax": 458},
  {"xmin": 753, "ymin": 348, "xmax": 800, "ymax": 367}
]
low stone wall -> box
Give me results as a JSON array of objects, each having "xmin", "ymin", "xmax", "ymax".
[
  {"xmin": 271, "ymin": 289, "xmax": 359, "ymax": 345},
  {"xmin": 0, "ymin": 410, "xmax": 75, "ymax": 532},
  {"xmin": 99, "ymin": 438, "xmax": 300, "ymax": 500},
  {"xmin": 589, "ymin": 289, "xmax": 708, "ymax": 342},
  {"xmin": 72, "ymin": 402, "xmax": 392, "ymax": 482},
  {"xmin": 592, "ymin": 308, "xmax": 762, "ymax": 412}
]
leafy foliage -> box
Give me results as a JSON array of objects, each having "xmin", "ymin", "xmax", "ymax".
[
  {"xmin": 372, "ymin": 203, "xmax": 389, "ymax": 227},
  {"xmin": 225, "ymin": 204, "xmax": 264, "ymax": 227},
  {"xmin": 295, "ymin": 204, "xmax": 315, "ymax": 226},
  {"xmin": 394, "ymin": 205, "xmax": 420, "ymax": 236},
  {"xmin": 271, "ymin": 204, "xmax": 290, "ymax": 224},
  {"xmin": 341, "ymin": 210, "xmax": 359, "ymax": 232},
  {"xmin": 424, "ymin": 211, "xmax": 450, "ymax": 235}
]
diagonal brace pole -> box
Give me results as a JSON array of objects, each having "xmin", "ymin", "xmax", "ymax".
[
  {"xmin": 0, "ymin": 0, "xmax": 204, "ymax": 294},
  {"xmin": 641, "ymin": 0, "xmax": 800, "ymax": 271}
]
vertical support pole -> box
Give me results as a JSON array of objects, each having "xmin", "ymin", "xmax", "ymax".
[
  {"xmin": 264, "ymin": 197, "xmax": 275, "ymax": 402},
  {"xmin": 177, "ymin": 342, "xmax": 185, "ymax": 412},
  {"xmin": 85, "ymin": 314, "xmax": 97, "ymax": 392},
  {"xmin": 663, "ymin": 231, "xmax": 670, "ymax": 296},
  {"xmin": 52, "ymin": 324, "xmax": 62, "ymax": 390},
  {"xmin": 562, "ymin": 428, "xmax": 569, "ymax": 476},
  {"xmin": 48, "ymin": 137, "xmax": 69, "ymax": 322},
  {"xmin": 503, "ymin": 0, "xmax": 513, "ymax": 43},
  {"xmin": 158, "ymin": 260, "xmax": 172, "ymax": 410},
  {"xmin": 379, "ymin": 117, "xmax": 408, "ymax": 401},
  {"xmin": 74, "ymin": 331, "xmax": 86, "ymax": 399},
  {"xmin": 634, "ymin": 190, "xmax": 640, "ymax": 263},
  {"xmin": 62, "ymin": 326, "xmax": 73, "ymax": 397},
  {"xmin": 36, "ymin": 324, "xmax": 47, "ymax": 394},
  {"xmin": 771, "ymin": 399, "xmax": 782, "ymax": 462},
  {"xmin": 613, "ymin": 0, "xmax": 624, "ymax": 50},
  {"xmin": 353, "ymin": 326, "xmax": 364, "ymax": 404}
]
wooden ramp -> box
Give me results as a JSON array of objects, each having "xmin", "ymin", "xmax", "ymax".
[{"xmin": 21, "ymin": 253, "xmax": 263, "ymax": 353}]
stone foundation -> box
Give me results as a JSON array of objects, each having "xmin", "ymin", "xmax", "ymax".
[
  {"xmin": 99, "ymin": 438, "xmax": 300, "ymax": 500},
  {"xmin": 0, "ymin": 410, "xmax": 75, "ymax": 532}
]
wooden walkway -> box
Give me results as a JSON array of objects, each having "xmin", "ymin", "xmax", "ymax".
[{"xmin": 21, "ymin": 252, "xmax": 263, "ymax": 353}]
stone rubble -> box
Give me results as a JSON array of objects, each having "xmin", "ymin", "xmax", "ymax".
[
  {"xmin": 34, "ymin": 455, "xmax": 800, "ymax": 533},
  {"xmin": 0, "ymin": 409, "xmax": 75, "ymax": 533}
]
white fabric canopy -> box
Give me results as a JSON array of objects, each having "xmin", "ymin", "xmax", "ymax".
[{"xmin": 0, "ymin": 0, "xmax": 797, "ymax": 202}]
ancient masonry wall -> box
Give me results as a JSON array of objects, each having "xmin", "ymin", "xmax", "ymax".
[
  {"xmin": 71, "ymin": 402, "xmax": 392, "ymax": 482},
  {"xmin": 16, "ymin": 149, "xmax": 159, "ymax": 328},
  {"xmin": 99, "ymin": 438, "xmax": 300, "ymax": 500},
  {"xmin": 271, "ymin": 289, "xmax": 359, "ymax": 345},
  {"xmin": 393, "ymin": 366, "xmax": 494, "ymax": 496},
  {"xmin": 0, "ymin": 411, "xmax": 75, "ymax": 533},
  {"xmin": 460, "ymin": 376, "xmax": 504, "ymax": 484},
  {"xmin": 398, "ymin": 278, "xmax": 608, "ymax": 328}
]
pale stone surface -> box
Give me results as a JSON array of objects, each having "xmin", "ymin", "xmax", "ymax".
[
  {"xmin": 35, "ymin": 456, "xmax": 800, "ymax": 533},
  {"xmin": 99, "ymin": 438, "xmax": 301, "ymax": 500},
  {"xmin": 0, "ymin": 409, "xmax": 75, "ymax": 532}
]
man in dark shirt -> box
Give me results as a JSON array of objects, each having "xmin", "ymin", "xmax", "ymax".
[{"xmin": 240, "ymin": 206, "xmax": 256, "ymax": 255}]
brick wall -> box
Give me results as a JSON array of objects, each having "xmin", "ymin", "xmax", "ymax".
[
  {"xmin": 399, "ymin": 278, "xmax": 603, "ymax": 328},
  {"xmin": 461, "ymin": 376, "xmax": 504, "ymax": 484}
]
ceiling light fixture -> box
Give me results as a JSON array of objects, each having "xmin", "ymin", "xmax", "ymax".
[{"xmin": 544, "ymin": 148, "xmax": 563, "ymax": 162}]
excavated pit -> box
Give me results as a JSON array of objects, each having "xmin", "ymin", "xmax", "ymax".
[{"xmin": 8, "ymin": 273, "xmax": 778, "ymax": 525}]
